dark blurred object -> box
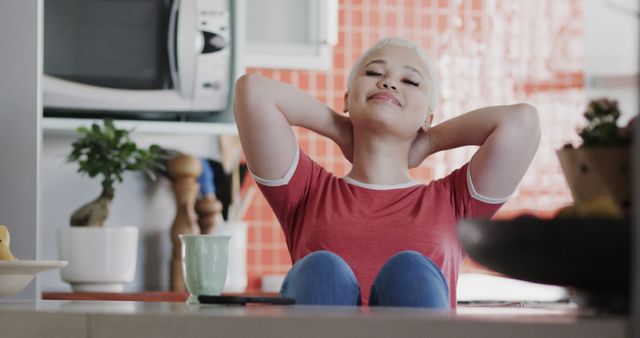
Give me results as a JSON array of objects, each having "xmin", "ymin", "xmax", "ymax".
[
  {"xmin": 207, "ymin": 160, "xmax": 249, "ymax": 220},
  {"xmin": 458, "ymin": 215, "xmax": 630, "ymax": 313}
]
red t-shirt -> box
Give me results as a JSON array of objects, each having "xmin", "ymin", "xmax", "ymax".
[{"xmin": 254, "ymin": 148, "xmax": 505, "ymax": 307}]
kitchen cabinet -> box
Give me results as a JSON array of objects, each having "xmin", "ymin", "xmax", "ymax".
[{"xmin": 241, "ymin": 0, "xmax": 338, "ymax": 70}]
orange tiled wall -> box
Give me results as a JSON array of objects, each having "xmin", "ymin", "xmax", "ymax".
[{"xmin": 242, "ymin": 0, "xmax": 584, "ymax": 290}]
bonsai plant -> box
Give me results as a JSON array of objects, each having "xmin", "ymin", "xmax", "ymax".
[
  {"xmin": 67, "ymin": 119, "xmax": 165, "ymax": 226},
  {"xmin": 60, "ymin": 119, "xmax": 166, "ymax": 292},
  {"xmin": 557, "ymin": 98, "xmax": 635, "ymax": 218}
]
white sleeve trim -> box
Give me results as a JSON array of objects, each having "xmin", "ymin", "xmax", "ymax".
[
  {"xmin": 250, "ymin": 144, "xmax": 300, "ymax": 187},
  {"xmin": 466, "ymin": 160, "xmax": 512, "ymax": 204}
]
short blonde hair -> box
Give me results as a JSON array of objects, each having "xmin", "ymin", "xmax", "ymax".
[{"xmin": 347, "ymin": 37, "xmax": 439, "ymax": 114}]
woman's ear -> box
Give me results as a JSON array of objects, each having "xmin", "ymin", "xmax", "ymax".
[{"xmin": 343, "ymin": 92, "xmax": 349, "ymax": 113}]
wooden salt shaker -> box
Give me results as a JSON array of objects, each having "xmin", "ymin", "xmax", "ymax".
[
  {"xmin": 195, "ymin": 195, "xmax": 223, "ymax": 234},
  {"xmin": 168, "ymin": 154, "xmax": 202, "ymax": 292}
]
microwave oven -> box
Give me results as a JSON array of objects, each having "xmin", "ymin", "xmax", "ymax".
[{"xmin": 43, "ymin": 0, "xmax": 233, "ymax": 119}]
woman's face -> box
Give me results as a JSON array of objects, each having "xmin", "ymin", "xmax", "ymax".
[{"xmin": 346, "ymin": 45, "xmax": 432, "ymax": 139}]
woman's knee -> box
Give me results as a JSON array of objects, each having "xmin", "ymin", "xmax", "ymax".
[
  {"xmin": 281, "ymin": 251, "xmax": 360, "ymax": 305},
  {"xmin": 385, "ymin": 251, "xmax": 441, "ymax": 273},
  {"xmin": 301, "ymin": 250, "xmax": 347, "ymax": 264},
  {"xmin": 296, "ymin": 250, "xmax": 354, "ymax": 273},
  {"xmin": 389, "ymin": 250, "xmax": 429, "ymax": 263},
  {"xmin": 371, "ymin": 251, "xmax": 450, "ymax": 308},
  {"xmin": 284, "ymin": 251, "xmax": 359, "ymax": 287}
]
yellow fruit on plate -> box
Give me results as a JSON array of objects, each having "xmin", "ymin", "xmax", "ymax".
[
  {"xmin": 0, "ymin": 225, "xmax": 16, "ymax": 260},
  {"xmin": 0, "ymin": 225, "xmax": 10, "ymax": 246}
]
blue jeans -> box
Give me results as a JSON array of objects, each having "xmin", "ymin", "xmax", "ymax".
[{"xmin": 279, "ymin": 250, "xmax": 450, "ymax": 309}]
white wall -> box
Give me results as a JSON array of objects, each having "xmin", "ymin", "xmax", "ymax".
[{"xmin": 0, "ymin": 0, "xmax": 41, "ymax": 300}]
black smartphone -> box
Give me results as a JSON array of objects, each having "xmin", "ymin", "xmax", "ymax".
[{"xmin": 198, "ymin": 295, "xmax": 295, "ymax": 305}]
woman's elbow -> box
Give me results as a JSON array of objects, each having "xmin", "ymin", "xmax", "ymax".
[
  {"xmin": 234, "ymin": 74, "xmax": 264, "ymax": 117},
  {"xmin": 513, "ymin": 103, "xmax": 541, "ymax": 139},
  {"xmin": 235, "ymin": 74, "xmax": 261, "ymax": 101}
]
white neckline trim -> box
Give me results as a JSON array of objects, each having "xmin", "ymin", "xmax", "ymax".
[
  {"xmin": 341, "ymin": 176, "xmax": 422, "ymax": 190},
  {"xmin": 466, "ymin": 160, "xmax": 512, "ymax": 204},
  {"xmin": 250, "ymin": 144, "xmax": 300, "ymax": 187}
]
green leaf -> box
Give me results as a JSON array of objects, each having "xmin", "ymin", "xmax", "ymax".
[
  {"xmin": 578, "ymin": 98, "xmax": 630, "ymax": 147},
  {"xmin": 67, "ymin": 118, "xmax": 170, "ymax": 196}
]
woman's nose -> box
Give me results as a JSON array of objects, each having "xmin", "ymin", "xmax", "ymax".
[{"xmin": 377, "ymin": 79, "xmax": 397, "ymax": 91}]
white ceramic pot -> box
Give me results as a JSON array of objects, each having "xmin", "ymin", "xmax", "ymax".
[
  {"xmin": 57, "ymin": 227, "xmax": 138, "ymax": 292},
  {"xmin": 211, "ymin": 221, "xmax": 247, "ymax": 293}
]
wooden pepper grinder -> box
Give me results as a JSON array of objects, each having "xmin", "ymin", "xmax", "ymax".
[
  {"xmin": 195, "ymin": 195, "xmax": 223, "ymax": 234},
  {"xmin": 169, "ymin": 154, "xmax": 202, "ymax": 292}
]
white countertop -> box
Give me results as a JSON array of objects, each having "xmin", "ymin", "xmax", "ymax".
[{"xmin": 0, "ymin": 300, "xmax": 628, "ymax": 338}]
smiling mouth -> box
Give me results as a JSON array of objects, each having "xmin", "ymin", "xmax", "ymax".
[{"xmin": 367, "ymin": 93, "xmax": 402, "ymax": 107}]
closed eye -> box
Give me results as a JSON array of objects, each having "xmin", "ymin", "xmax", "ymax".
[
  {"xmin": 365, "ymin": 70, "xmax": 383, "ymax": 77},
  {"xmin": 403, "ymin": 79, "xmax": 420, "ymax": 87}
]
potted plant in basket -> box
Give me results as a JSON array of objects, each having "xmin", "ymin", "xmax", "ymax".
[
  {"xmin": 58, "ymin": 119, "xmax": 165, "ymax": 292},
  {"xmin": 556, "ymin": 98, "xmax": 635, "ymax": 219}
]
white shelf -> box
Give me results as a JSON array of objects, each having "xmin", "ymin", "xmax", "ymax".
[{"xmin": 42, "ymin": 118, "xmax": 238, "ymax": 136}]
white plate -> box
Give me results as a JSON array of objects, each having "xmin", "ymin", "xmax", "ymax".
[
  {"xmin": 0, "ymin": 260, "xmax": 67, "ymax": 298},
  {"xmin": 0, "ymin": 260, "xmax": 67, "ymax": 274}
]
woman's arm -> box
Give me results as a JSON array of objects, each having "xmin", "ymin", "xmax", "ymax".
[
  {"xmin": 234, "ymin": 74, "xmax": 352, "ymax": 180},
  {"xmin": 409, "ymin": 103, "xmax": 541, "ymax": 199}
]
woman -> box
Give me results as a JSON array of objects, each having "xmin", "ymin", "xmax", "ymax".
[{"xmin": 234, "ymin": 37, "xmax": 540, "ymax": 309}]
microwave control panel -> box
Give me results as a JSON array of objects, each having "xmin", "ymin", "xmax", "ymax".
[{"xmin": 193, "ymin": 0, "xmax": 231, "ymax": 104}]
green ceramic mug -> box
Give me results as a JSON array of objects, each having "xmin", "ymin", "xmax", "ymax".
[{"xmin": 180, "ymin": 235, "xmax": 231, "ymax": 304}]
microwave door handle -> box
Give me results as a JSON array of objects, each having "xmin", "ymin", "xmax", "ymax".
[
  {"xmin": 168, "ymin": 0, "xmax": 180, "ymax": 93},
  {"xmin": 175, "ymin": 0, "xmax": 199, "ymax": 99}
]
